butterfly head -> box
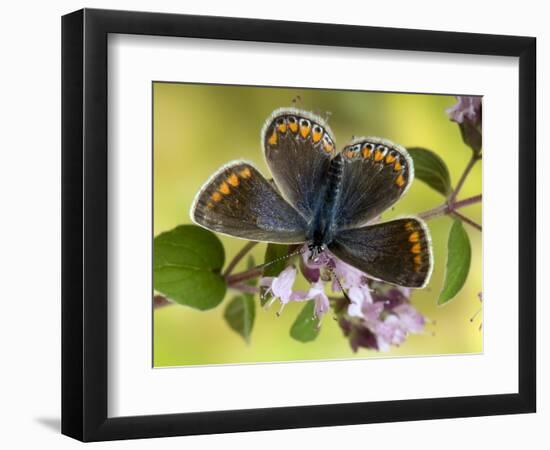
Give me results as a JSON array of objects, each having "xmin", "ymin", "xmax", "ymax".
[{"xmin": 307, "ymin": 242, "xmax": 326, "ymax": 263}]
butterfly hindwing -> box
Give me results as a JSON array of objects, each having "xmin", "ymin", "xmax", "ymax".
[
  {"xmin": 329, "ymin": 218, "xmax": 433, "ymax": 288},
  {"xmin": 191, "ymin": 161, "xmax": 308, "ymax": 243},
  {"xmin": 335, "ymin": 137, "xmax": 414, "ymax": 230},
  {"xmin": 262, "ymin": 108, "xmax": 336, "ymax": 220}
]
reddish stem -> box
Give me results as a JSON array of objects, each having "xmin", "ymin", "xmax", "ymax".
[
  {"xmin": 418, "ymin": 194, "xmax": 482, "ymax": 221},
  {"xmin": 153, "ymin": 295, "xmax": 172, "ymax": 309},
  {"xmin": 223, "ymin": 241, "xmax": 258, "ymax": 277},
  {"xmin": 449, "ymin": 154, "xmax": 481, "ymax": 204},
  {"xmin": 451, "ymin": 211, "xmax": 482, "ymax": 231}
]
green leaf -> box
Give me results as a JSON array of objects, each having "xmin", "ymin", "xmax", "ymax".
[
  {"xmin": 439, "ymin": 219, "xmax": 472, "ymax": 305},
  {"xmin": 154, "ymin": 225, "xmax": 226, "ymax": 310},
  {"xmin": 224, "ymin": 294, "xmax": 255, "ymax": 343},
  {"xmin": 224, "ymin": 255, "xmax": 257, "ymax": 343},
  {"xmin": 260, "ymin": 244, "xmax": 289, "ymax": 306},
  {"xmin": 408, "ymin": 147, "xmax": 452, "ymax": 197},
  {"xmin": 290, "ymin": 301, "xmax": 320, "ymax": 342}
]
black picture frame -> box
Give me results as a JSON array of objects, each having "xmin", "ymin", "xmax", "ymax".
[{"xmin": 61, "ymin": 8, "xmax": 536, "ymax": 442}]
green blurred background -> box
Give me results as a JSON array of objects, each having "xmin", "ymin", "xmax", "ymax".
[{"xmin": 153, "ymin": 82, "xmax": 482, "ymax": 367}]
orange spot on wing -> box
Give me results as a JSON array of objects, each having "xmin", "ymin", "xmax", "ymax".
[
  {"xmin": 395, "ymin": 174, "xmax": 405, "ymax": 187},
  {"xmin": 323, "ymin": 141, "xmax": 334, "ymax": 153},
  {"xmin": 219, "ymin": 182, "xmax": 230, "ymax": 195},
  {"xmin": 405, "ymin": 221, "xmax": 415, "ymax": 232},
  {"xmin": 227, "ymin": 173, "xmax": 239, "ymax": 187},
  {"xmin": 345, "ymin": 149, "xmax": 354, "ymax": 158},
  {"xmin": 300, "ymin": 124, "xmax": 311, "ymax": 139},
  {"xmin": 411, "ymin": 243, "xmax": 421, "ymax": 254},
  {"xmin": 394, "ymin": 160, "xmax": 402, "ymax": 171},
  {"xmin": 374, "ymin": 149, "xmax": 384, "ymax": 161},
  {"xmin": 312, "ymin": 130, "xmax": 322, "ymax": 142},
  {"xmin": 211, "ymin": 191, "xmax": 222, "ymax": 202},
  {"xmin": 414, "ymin": 255, "xmax": 422, "ymax": 265},
  {"xmin": 268, "ymin": 129, "xmax": 277, "ymax": 145},
  {"xmin": 362, "ymin": 146, "xmax": 371, "ymax": 158},
  {"xmin": 277, "ymin": 123, "xmax": 287, "ymax": 133},
  {"xmin": 386, "ymin": 154, "xmax": 396, "ymax": 164},
  {"xmin": 288, "ymin": 121, "xmax": 298, "ymax": 133},
  {"xmin": 239, "ymin": 167, "xmax": 252, "ymax": 179},
  {"xmin": 409, "ymin": 231, "xmax": 420, "ymax": 242}
]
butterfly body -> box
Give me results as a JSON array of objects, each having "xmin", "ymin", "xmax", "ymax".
[
  {"xmin": 307, "ymin": 153, "xmax": 344, "ymax": 252},
  {"xmin": 191, "ymin": 107, "xmax": 433, "ymax": 288}
]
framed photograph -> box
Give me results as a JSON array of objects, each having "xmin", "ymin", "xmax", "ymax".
[{"xmin": 61, "ymin": 8, "xmax": 536, "ymax": 441}]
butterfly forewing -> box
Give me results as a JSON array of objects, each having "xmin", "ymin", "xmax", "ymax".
[
  {"xmin": 262, "ymin": 108, "xmax": 336, "ymax": 220},
  {"xmin": 329, "ymin": 218, "xmax": 433, "ymax": 288},
  {"xmin": 191, "ymin": 161, "xmax": 308, "ymax": 243},
  {"xmin": 335, "ymin": 138, "xmax": 413, "ymax": 230}
]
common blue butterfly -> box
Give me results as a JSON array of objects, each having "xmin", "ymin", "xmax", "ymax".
[{"xmin": 191, "ymin": 108, "xmax": 433, "ymax": 288}]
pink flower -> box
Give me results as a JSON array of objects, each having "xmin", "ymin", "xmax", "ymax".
[
  {"xmin": 304, "ymin": 281, "xmax": 330, "ymax": 319},
  {"xmin": 259, "ymin": 266, "xmax": 297, "ymax": 306},
  {"xmin": 393, "ymin": 303, "xmax": 425, "ymax": 333},
  {"xmin": 259, "ymin": 267, "xmax": 330, "ymax": 319},
  {"xmin": 446, "ymin": 96, "xmax": 481, "ymax": 126},
  {"xmin": 347, "ymin": 285, "xmax": 373, "ymax": 317},
  {"xmin": 335, "ymin": 283, "xmax": 426, "ymax": 352},
  {"xmin": 446, "ymin": 95, "xmax": 482, "ymax": 154}
]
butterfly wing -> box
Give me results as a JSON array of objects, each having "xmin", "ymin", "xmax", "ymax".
[
  {"xmin": 335, "ymin": 137, "xmax": 414, "ymax": 230},
  {"xmin": 329, "ymin": 218, "xmax": 433, "ymax": 288},
  {"xmin": 191, "ymin": 161, "xmax": 307, "ymax": 243},
  {"xmin": 262, "ymin": 108, "xmax": 336, "ymax": 220}
]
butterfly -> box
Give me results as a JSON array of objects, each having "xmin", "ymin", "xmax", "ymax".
[{"xmin": 191, "ymin": 107, "xmax": 433, "ymax": 288}]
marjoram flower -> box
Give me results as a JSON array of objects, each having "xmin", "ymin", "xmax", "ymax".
[
  {"xmin": 259, "ymin": 245, "xmax": 426, "ymax": 352},
  {"xmin": 337, "ymin": 282, "xmax": 425, "ymax": 352},
  {"xmin": 446, "ymin": 96, "xmax": 482, "ymax": 155}
]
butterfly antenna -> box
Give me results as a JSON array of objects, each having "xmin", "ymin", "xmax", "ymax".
[
  {"xmin": 256, "ymin": 246, "xmax": 305, "ymax": 272},
  {"xmin": 291, "ymin": 95, "xmax": 302, "ymax": 106},
  {"xmin": 326, "ymin": 264, "xmax": 352, "ymax": 304}
]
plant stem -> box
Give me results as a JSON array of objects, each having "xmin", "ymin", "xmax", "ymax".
[
  {"xmin": 223, "ymin": 241, "xmax": 258, "ymax": 277},
  {"xmin": 451, "ymin": 211, "xmax": 482, "ymax": 231},
  {"xmin": 153, "ymin": 295, "xmax": 172, "ymax": 309},
  {"xmin": 230, "ymin": 284, "xmax": 260, "ymax": 294},
  {"xmin": 449, "ymin": 153, "xmax": 481, "ymax": 204},
  {"xmin": 418, "ymin": 194, "xmax": 482, "ymax": 221},
  {"xmin": 226, "ymin": 266, "xmax": 264, "ymax": 285}
]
